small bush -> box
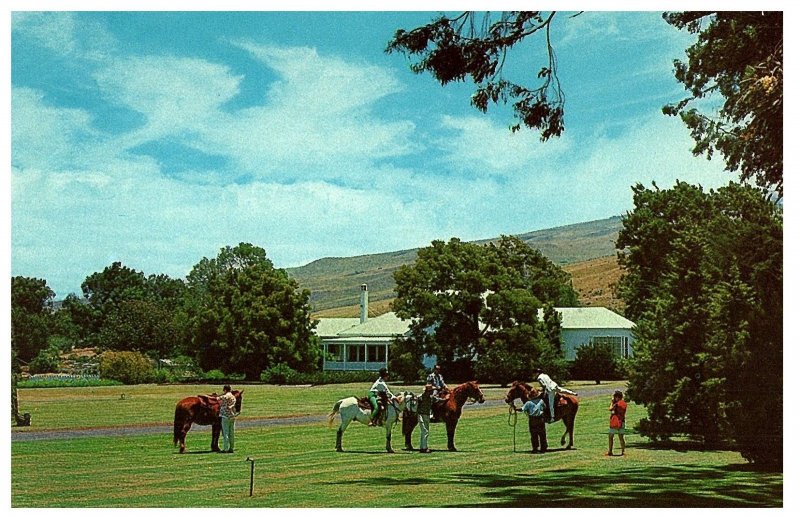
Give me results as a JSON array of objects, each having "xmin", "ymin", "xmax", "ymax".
[
  {"xmin": 570, "ymin": 343, "xmax": 625, "ymax": 384},
  {"xmin": 98, "ymin": 351, "xmax": 155, "ymax": 385},
  {"xmin": 261, "ymin": 363, "xmax": 299, "ymax": 384},
  {"xmin": 200, "ymin": 369, "xmax": 229, "ymax": 382},
  {"xmin": 29, "ymin": 346, "xmax": 62, "ymax": 374},
  {"xmin": 259, "ymin": 367, "xmax": 376, "ymax": 385}
]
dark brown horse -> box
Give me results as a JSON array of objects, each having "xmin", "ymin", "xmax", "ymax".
[
  {"xmin": 173, "ymin": 390, "xmax": 243, "ymax": 454},
  {"xmin": 403, "ymin": 380, "xmax": 485, "ymax": 451},
  {"xmin": 504, "ymin": 380, "xmax": 578, "ymax": 449}
]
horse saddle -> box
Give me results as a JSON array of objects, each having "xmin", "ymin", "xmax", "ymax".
[
  {"xmin": 357, "ymin": 393, "xmax": 388, "ymax": 424},
  {"xmin": 197, "ymin": 394, "xmax": 220, "ymax": 408}
]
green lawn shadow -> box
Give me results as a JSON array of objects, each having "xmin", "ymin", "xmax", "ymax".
[{"xmin": 333, "ymin": 463, "xmax": 782, "ymax": 507}]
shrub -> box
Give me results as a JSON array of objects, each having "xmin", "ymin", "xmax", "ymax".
[
  {"xmin": 259, "ymin": 367, "xmax": 377, "ymax": 386},
  {"xmin": 98, "ymin": 351, "xmax": 155, "ymax": 385},
  {"xmin": 29, "ymin": 346, "xmax": 62, "ymax": 374},
  {"xmin": 261, "ymin": 363, "xmax": 300, "ymax": 384},
  {"xmin": 570, "ymin": 342, "xmax": 624, "ymax": 384},
  {"xmin": 200, "ymin": 369, "xmax": 229, "ymax": 382}
]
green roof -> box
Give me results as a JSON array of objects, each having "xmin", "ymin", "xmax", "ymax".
[
  {"xmin": 313, "ymin": 318, "xmax": 361, "ymax": 337},
  {"xmin": 540, "ymin": 307, "xmax": 635, "ymax": 329},
  {"xmin": 315, "ymin": 312, "xmax": 411, "ymax": 339}
]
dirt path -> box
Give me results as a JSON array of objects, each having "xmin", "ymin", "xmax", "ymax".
[{"xmin": 11, "ymin": 386, "xmax": 614, "ymax": 442}]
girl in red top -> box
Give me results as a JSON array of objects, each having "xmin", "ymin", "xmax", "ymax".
[{"xmin": 607, "ymin": 390, "xmax": 627, "ymax": 456}]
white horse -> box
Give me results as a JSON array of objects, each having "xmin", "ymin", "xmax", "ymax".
[{"xmin": 328, "ymin": 390, "xmax": 417, "ymax": 453}]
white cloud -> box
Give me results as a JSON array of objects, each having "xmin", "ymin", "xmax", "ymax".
[
  {"xmin": 12, "ymin": 87, "xmax": 101, "ymax": 170},
  {"xmin": 93, "ymin": 56, "xmax": 242, "ymax": 139},
  {"xmin": 12, "ymin": 11, "xmax": 116, "ymax": 61}
]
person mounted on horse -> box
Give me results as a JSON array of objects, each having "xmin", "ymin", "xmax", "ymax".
[
  {"xmin": 534, "ymin": 368, "xmax": 577, "ymax": 423},
  {"xmin": 368, "ymin": 367, "xmax": 396, "ymax": 426},
  {"xmin": 426, "ymin": 364, "xmax": 449, "ymax": 422}
]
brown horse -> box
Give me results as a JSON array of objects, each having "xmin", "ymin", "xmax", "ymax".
[
  {"xmin": 504, "ymin": 380, "xmax": 578, "ymax": 449},
  {"xmin": 173, "ymin": 390, "xmax": 243, "ymax": 454},
  {"xmin": 403, "ymin": 380, "xmax": 485, "ymax": 452}
]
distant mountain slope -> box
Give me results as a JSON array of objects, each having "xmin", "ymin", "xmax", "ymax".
[{"xmin": 288, "ymin": 216, "xmax": 623, "ymax": 312}]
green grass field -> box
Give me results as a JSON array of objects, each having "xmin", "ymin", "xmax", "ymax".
[{"xmin": 11, "ymin": 382, "xmax": 782, "ymax": 507}]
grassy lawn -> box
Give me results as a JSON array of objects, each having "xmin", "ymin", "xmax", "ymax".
[{"xmin": 11, "ymin": 382, "xmax": 782, "ymax": 507}]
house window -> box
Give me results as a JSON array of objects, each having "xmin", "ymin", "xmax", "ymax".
[
  {"xmin": 327, "ymin": 344, "xmax": 344, "ymax": 362},
  {"xmin": 367, "ymin": 345, "xmax": 386, "ymax": 363},
  {"xmin": 347, "ymin": 344, "xmax": 365, "ymax": 362},
  {"xmin": 591, "ymin": 336, "xmax": 630, "ymax": 358}
]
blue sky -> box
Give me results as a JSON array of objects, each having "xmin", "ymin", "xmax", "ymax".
[{"xmin": 9, "ymin": 7, "xmax": 752, "ymax": 299}]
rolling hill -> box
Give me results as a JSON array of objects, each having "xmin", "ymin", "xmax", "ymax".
[{"xmin": 287, "ymin": 216, "xmax": 625, "ymax": 315}]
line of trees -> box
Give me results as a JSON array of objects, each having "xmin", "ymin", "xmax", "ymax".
[{"xmin": 11, "ymin": 243, "xmax": 321, "ymax": 382}]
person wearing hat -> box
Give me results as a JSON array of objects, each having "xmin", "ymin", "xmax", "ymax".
[
  {"xmin": 416, "ymin": 383, "xmax": 444, "ymax": 453},
  {"xmin": 368, "ymin": 367, "xmax": 395, "ymax": 426},
  {"xmin": 219, "ymin": 384, "xmax": 239, "ymax": 453},
  {"xmin": 534, "ymin": 368, "xmax": 577, "ymax": 423}
]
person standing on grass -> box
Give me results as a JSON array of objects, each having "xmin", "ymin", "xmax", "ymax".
[
  {"xmin": 416, "ymin": 383, "xmax": 445, "ymax": 453},
  {"xmin": 517, "ymin": 390, "xmax": 548, "ymax": 453},
  {"xmin": 219, "ymin": 385, "xmax": 239, "ymax": 453},
  {"xmin": 607, "ymin": 390, "xmax": 627, "ymax": 456}
]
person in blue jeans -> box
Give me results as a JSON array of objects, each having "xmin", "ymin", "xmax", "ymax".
[
  {"xmin": 219, "ymin": 385, "xmax": 239, "ymax": 453},
  {"xmin": 517, "ymin": 390, "xmax": 547, "ymax": 453}
]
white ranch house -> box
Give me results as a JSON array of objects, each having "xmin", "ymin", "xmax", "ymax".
[{"xmin": 314, "ymin": 286, "xmax": 635, "ymax": 371}]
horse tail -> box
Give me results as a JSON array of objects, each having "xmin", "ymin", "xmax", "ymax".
[{"xmin": 327, "ymin": 399, "xmax": 343, "ymax": 427}]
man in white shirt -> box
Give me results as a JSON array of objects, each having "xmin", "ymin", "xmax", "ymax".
[{"xmin": 534, "ymin": 368, "xmax": 577, "ymax": 423}]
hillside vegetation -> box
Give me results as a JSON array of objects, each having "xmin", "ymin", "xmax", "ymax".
[{"xmin": 291, "ymin": 216, "xmax": 624, "ymax": 315}]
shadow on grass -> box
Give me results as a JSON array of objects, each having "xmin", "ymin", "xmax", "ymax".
[{"xmin": 334, "ymin": 463, "xmax": 782, "ymax": 507}]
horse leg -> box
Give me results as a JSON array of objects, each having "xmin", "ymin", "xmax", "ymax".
[
  {"xmin": 179, "ymin": 422, "xmax": 192, "ymax": 454},
  {"xmin": 446, "ymin": 420, "xmax": 457, "ymax": 451},
  {"xmin": 402, "ymin": 411, "xmax": 417, "ymax": 451},
  {"xmin": 561, "ymin": 415, "xmax": 574, "ymax": 449},
  {"xmin": 211, "ymin": 420, "xmax": 222, "ymax": 452},
  {"xmin": 336, "ymin": 419, "xmax": 350, "ymax": 452},
  {"xmin": 385, "ymin": 426, "xmax": 394, "ymax": 454}
]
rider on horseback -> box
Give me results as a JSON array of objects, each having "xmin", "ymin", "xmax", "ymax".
[
  {"xmin": 534, "ymin": 368, "xmax": 577, "ymax": 423},
  {"xmin": 426, "ymin": 364, "xmax": 449, "ymax": 422},
  {"xmin": 368, "ymin": 367, "xmax": 395, "ymax": 426}
]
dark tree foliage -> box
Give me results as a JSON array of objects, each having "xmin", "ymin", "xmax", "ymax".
[
  {"xmin": 387, "ymin": 11, "xmax": 566, "ymax": 140},
  {"xmin": 571, "ymin": 342, "xmax": 623, "ymax": 385},
  {"xmin": 11, "ymin": 276, "xmax": 55, "ymax": 362},
  {"xmin": 184, "ymin": 243, "xmax": 320, "ymax": 380},
  {"xmin": 394, "ymin": 235, "xmax": 576, "ymax": 384},
  {"xmin": 663, "ymin": 12, "xmax": 783, "ymax": 196},
  {"xmin": 617, "ymin": 181, "xmax": 781, "ymax": 466},
  {"xmin": 77, "ymin": 262, "xmax": 186, "ymax": 354}
]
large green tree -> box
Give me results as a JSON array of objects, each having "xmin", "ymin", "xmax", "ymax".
[
  {"xmin": 388, "ymin": 11, "xmax": 782, "ymax": 194},
  {"xmin": 11, "ymin": 276, "xmax": 55, "ymax": 362},
  {"xmin": 393, "ymin": 236, "xmax": 575, "ymax": 382},
  {"xmin": 184, "ymin": 243, "xmax": 320, "ymax": 380},
  {"xmin": 663, "ymin": 12, "xmax": 783, "ymax": 196},
  {"xmin": 617, "ymin": 181, "xmax": 781, "ymax": 466},
  {"xmin": 11, "ymin": 276, "xmax": 54, "ymax": 426},
  {"xmin": 74, "ymin": 263, "xmax": 187, "ymax": 353}
]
